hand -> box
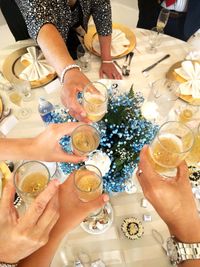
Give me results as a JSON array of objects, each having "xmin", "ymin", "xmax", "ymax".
[
  {"xmin": 0, "ymin": 179, "xmax": 60, "ymax": 263},
  {"xmin": 136, "ymin": 145, "xmax": 200, "ymax": 242},
  {"xmin": 61, "ymin": 69, "xmax": 91, "ymax": 122},
  {"xmin": 57, "ymin": 172, "xmax": 109, "ymax": 233},
  {"xmin": 33, "ymin": 122, "xmax": 86, "ymax": 163},
  {"xmin": 99, "ymin": 62, "xmax": 122, "ymax": 79}
]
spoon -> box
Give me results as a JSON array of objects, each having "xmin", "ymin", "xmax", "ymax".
[{"xmin": 0, "ymin": 107, "xmax": 12, "ymax": 123}]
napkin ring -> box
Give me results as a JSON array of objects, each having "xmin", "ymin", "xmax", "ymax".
[{"xmin": 60, "ymin": 64, "xmax": 81, "ymax": 85}]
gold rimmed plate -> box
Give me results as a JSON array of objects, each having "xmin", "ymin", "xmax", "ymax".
[
  {"xmin": 84, "ymin": 23, "xmax": 136, "ymax": 59},
  {"xmin": 166, "ymin": 60, "xmax": 200, "ymax": 105},
  {"xmin": 2, "ymin": 46, "xmax": 57, "ymax": 89}
]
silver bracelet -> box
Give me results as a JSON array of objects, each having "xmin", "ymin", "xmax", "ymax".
[
  {"xmin": 0, "ymin": 262, "xmax": 18, "ymax": 267},
  {"xmin": 60, "ymin": 64, "xmax": 81, "ymax": 85}
]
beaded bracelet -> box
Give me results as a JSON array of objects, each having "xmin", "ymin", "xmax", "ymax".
[
  {"xmin": 102, "ymin": 60, "xmax": 113, "ymax": 64},
  {"xmin": 0, "ymin": 262, "xmax": 18, "ymax": 267},
  {"xmin": 60, "ymin": 64, "xmax": 81, "ymax": 85}
]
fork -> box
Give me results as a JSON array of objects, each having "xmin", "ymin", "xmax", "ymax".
[
  {"xmin": 122, "ymin": 54, "xmax": 130, "ymax": 76},
  {"xmin": 124, "ymin": 52, "xmax": 134, "ymax": 76}
]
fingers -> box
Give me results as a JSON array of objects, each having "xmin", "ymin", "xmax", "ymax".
[
  {"xmin": 82, "ymin": 193, "xmax": 109, "ymax": 213},
  {"xmin": 48, "ymin": 122, "xmax": 84, "ymax": 139},
  {"xmin": 176, "ymin": 161, "xmax": 189, "ymax": 183},
  {"xmin": 36, "ymin": 192, "xmax": 59, "ymax": 237},
  {"xmin": 56, "ymin": 151, "xmax": 86, "ymax": 163},
  {"xmin": 0, "ymin": 178, "xmax": 16, "ymax": 211},
  {"xmin": 21, "ymin": 180, "xmax": 60, "ymax": 228}
]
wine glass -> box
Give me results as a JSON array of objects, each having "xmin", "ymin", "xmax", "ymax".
[
  {"xmin": 146, "ymin": 27, "xmax": 164, "ymax": 53},
  {"xmin": 71, "ymin": 124, "xmax": 100, "ymax": 156},
  {"xmin": 83, "ymin": 81, "xmax": 108, "ymax": 123},
  {"xmin": 186, "ymin": 123, "xmax": 200, "ymax": 166},
  {"xmin": 77, "ymin": 44, "xmax": 91, "ymax": 72},
  {"xmin": 149, "ymin": 121, "xmax": 194, "ymax": 177},
  {"xmin": 156, "ymin": 8, "xmax": 170, "ymax": 32},
  {"xmin": 8, "ymin": 88, "xmax": 31, "ymax": 120},
  {"xmin": 14, "ymin": 74, "xmax": 33, "ymax": 102},
  {"xmin": 14, "ymin": 161, "xmax": 50, "ymax": 207},
  {"xmin": 74, "ymin": 164, "xmax": 113, "ymax": 234},
  {"xmin": 175, "ymin": 103, "xmax": 199, "ymax": 123}
]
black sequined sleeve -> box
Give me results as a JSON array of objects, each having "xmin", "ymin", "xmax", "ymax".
[
  {"xmin": 15, "ymin": 0, "xmax": 71, "ymax": 42},
  {"xmin": 91, "ymin": 0, "xmax": 112, "ymax": 36}
]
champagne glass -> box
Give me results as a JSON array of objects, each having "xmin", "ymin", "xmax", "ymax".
[
  {"xmin": 149, "ymin": 121, "xmax": 194, "ymax": 177},
  {"xmin": 186, "ymin": 123, "xmax": 200, "ymax": 166},
  {"xmin": 14, "ymin": 161, "xmax": 50, "ymax": 207},
  {"xmin": 83, "ymin": 81, "xmax": 108, "ymax": 122},
  {"xmin": 156, "ymin": 8, "xmax": 170, "ymax": 32},
  {"xmin": 71, "ymin": 124, "xmax": 100, "ymax": 156},
  {"xmin": 74, "ymin": 164, "xmax": 113, "ymax": 234},
  {"xmin": 14, "ymin": 75, "xmax": 33, "ymax": 102},
  {"xmin": 175, "ymin": 103, "xmax": 199, "ymax": 123},
  {"xmin": 146, "ymin": 27, "xmax": 164, "ymax": 53}
]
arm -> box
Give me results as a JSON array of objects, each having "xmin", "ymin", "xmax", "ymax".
[
  {"xmin": 0, "ymin": 179, "xmax": 59, "ymax": 264},
  {"xmin": 18, "ymin": 172, "xmax": 109, "ymax": 267},
  {"xmin": 0, "ymin": 122, "xmax": 85, "ymax": 163},
  {"xmin": 137, "ymin": 145, "xmax": 200, "ymax": 267}
]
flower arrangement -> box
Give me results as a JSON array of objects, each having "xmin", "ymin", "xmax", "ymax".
[{"xmin": 49, "ymin": 84, "xmax": 158, "ymax": 193}]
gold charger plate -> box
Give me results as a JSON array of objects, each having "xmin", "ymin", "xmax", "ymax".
[
  {"xmin": 84, "ymin": 23, "xmax": 136, "ymax": 59},
  {"xmin": 166, "ymin": 60, "xmax": 200, "ymax": 105},
  {"xmin": 0, "ymin": 161, "xmax": 11, "ymax": 197},
  {"xmin": 2, "ymin": 46, "xmax": 57, "ymax": 89}
]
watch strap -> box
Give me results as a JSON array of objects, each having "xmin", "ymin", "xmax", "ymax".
[
  {"xmin": 0, "ymin": 262, "xmax": 18, "ymax": 267},
  {"xmin": 176, "ymin": 241, "xmax": 200, "ymax": 263}
]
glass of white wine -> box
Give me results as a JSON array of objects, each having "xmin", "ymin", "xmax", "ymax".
[
  {"xmin": 71, "ymin": 124, "xmax": 100, "ymax": 156},
  {"xmin": 186, "ymin": 123, "xmax": 200, "ymax": 166},
  {"xmin": 83, "ymin": 81, "xmax": 108, "ymax": 122},
  {"xmin": 14, "ymin": 161, "xmax": 50, "ymax": 206},
  {"xmin": 149, "ymin": 121, "xmax": 194, "ymax": 177},
  {"xmin": 157, "ymin": 8, "xmax": 170, "ymax": 32},
  {"xmin": 74, "ymin": 164, "xmax": 113, "ymax": 234}
]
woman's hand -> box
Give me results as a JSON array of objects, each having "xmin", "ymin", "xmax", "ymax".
[
  {"xmin": 136, "ymin": 145, "xmax": 200, "ymax": 243},
  {"xmin": 99, "ymin": 62, "xmax": 122, "ymax": 79},
  {"xmin": 33, "ymin": 122, "xmax": 86, "ymax": 163},
  {"xmin": 0, "ymin": 179, "xmax": 60, "ymax": 263},
  {"xmin": 61, "ymin": 69, "xmax": 91, "ymax": 122},
  {"xmin": 57, "ymin": 172, "xmax": 109, "ymax": 233}
]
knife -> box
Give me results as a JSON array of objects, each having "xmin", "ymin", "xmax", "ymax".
[{"xmin": 142, "ymin": 54, "xmax": 170, "ymax": 73}]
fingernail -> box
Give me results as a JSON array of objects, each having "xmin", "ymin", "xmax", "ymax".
[
  {"xmin": 80, "ymin": 111, "xmax": 86, "ymax": 117},
  {"xmin": 103, "ymin": 194, "xmax": 109, "ymax": 202}
]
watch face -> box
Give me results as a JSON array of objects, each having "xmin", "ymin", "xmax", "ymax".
[{"xmin": 167, "ymin": 237, "xmax": 178, "ymax": 262}]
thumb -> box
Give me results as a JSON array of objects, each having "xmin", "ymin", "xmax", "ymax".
[
  {"xmin": 176, "ymin": 161, "xmax": 189, "ymax": 184},
  {"xmin": 84, "ymin": 193, "xmax": 109, "ymax": 213},
  {"xmin": 1, "ymin": 177, "xmax": 16, "ymax": 210}
]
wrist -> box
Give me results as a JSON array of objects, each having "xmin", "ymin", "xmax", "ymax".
[
  {"xmin": 60, "ymin": 64, "xmax": 81, "ymax": 85},
  {"xmin": 169, "ymin": 217, "xmax": 200, "ymax": 243}
]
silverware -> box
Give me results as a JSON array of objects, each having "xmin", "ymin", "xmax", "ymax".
[
  {"xmin": 124, "ymin": 52, "xmax": 134, "ymax": 76},
  {"xmin": 0, "ymin": 108, "xmax": 11, "ymax": 123},
  {"xmin": 122, "ymin": 53, "xmax": 130, "ymax": 75},
  {"xmin": 142, "ymin": 54, "xmax": 170, "ymax": 73},
  {"xmin": 113, "ymin": 60, "xmax": 122, "ymax": 70}
]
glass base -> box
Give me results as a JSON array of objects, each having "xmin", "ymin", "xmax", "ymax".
[
  {"xmin": 17, "ymin": 108, "xmax": 32, "ymax": 120},
  {"xmin": 80, "ymin": 202, "xmax": 113, "ymax": 235}
]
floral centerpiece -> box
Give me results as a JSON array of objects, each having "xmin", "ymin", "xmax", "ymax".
[{"xmin": 49, "ymin": 84, "xmax": 158, "ymax": 193}]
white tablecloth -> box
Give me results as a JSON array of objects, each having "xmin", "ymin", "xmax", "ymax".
[{"xmin": 0, "ymin": 29, "xmax": 192, "ymax": 267}]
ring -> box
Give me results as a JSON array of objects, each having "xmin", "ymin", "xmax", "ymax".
[{"xmin": 138, "ymin": 169, "xmax": 143, "ymax": 176}]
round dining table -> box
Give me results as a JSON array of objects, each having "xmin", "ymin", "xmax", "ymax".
[{"xmin": 0, "ymin": 28, "xmax": 194, "ymax": 267}]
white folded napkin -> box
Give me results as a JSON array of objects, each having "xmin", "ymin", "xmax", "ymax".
[
  {"xmin": 0, "ymin": 115, "xmax": 18, "ymax": 135},
  {"xmin": 92, "ymin": 29, "xmax": 130, "ymax": 57},
  {"xmin": 175, "ymin": 61, "xmax": 200, "ymax": 98},
  {"xmin": 19, "ymin": 46, "xmax": 55, "ymax": 81},
  {"xmin": 186, "ymin": 51, "xmax": 200, "ymax": 61}
]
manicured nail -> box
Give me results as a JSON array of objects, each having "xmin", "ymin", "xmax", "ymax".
[{"xmin": 103, "ymin": 194, "xmax": 109, "ymax": 202}]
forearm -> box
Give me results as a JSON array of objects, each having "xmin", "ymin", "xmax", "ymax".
[
  {"xmin": 37, "ymin": 24, "xmax": 75, "ymax": 76},
  {"xmin": 98, "ymin": 35, "xmax": 112, "ymax": 61},
  {"xmin": 0, "ymin": 138, "xmax": 35, "ymax": 160}
]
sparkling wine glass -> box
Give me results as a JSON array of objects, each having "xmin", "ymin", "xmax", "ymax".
[
  {"xmin": 156, "ymin": 8, "xmax": 170, "ymax": 32},
  {"xmin": 146, "ymin": 27, "xmax": 164, "ymax": 53},
  {"xmin": 175, "ymin": 103, "xmax": 199, "ymax": 123},
  {"xmin": 71, "ymin": 124, "xmax": 100, "ymax": 156},
  {"xmin": 14, "ymin": 74, "xmax": 33, "ymax": 102},
  {"xmin": 83, "ymin": 81, "xmax": 108, "ymax": 123},
  {"xmin": 74, "ymin": 164, "xmax": 113, "ymax": 234},
  {"xmin": 149, "ymin": 121, "xmax": 194, "ymax": 177},
  {"xmin": 14, "ymin": 161, "xmax": 50, "ymax": 206}
]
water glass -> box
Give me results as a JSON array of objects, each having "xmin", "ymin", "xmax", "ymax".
[
  {"xmin": 71, "ymin": 124, "xmax": 100, "ymax": 156},
  {"xmin": 149, "ymin": 121, "xmax": 194, "ymax": 177},
  {"xmin": 77, "ymin": 44, "xmax": 91, "ymax": 72},
  {"xmin": 146, "ymin": 27, "xmax": 164, "ymax": 53},
  {"xmin": 83, "ymin": 81, "xmax": 108, "ymax": 122},
  {"xmin": 14, "ymin": 161, "xmax": 50, "ymax": 206},
  {"xmin": 12, "ymin": 75, "xmax": 33, "ymax": 102}
]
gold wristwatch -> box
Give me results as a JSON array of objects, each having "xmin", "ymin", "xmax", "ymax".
[{"xmin": 167, "ymin": 236, "xmax": 200, "ymax": 265}]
